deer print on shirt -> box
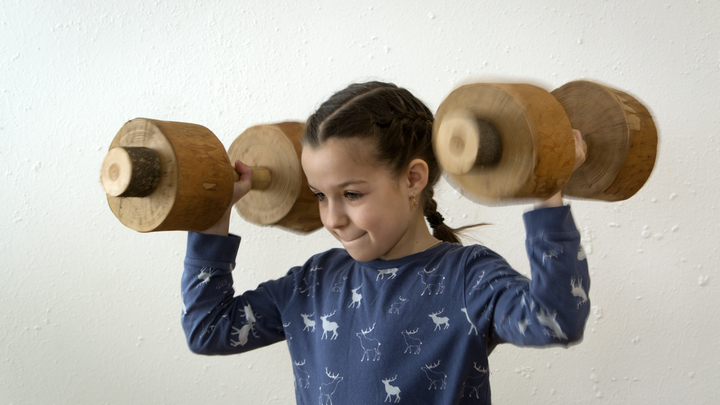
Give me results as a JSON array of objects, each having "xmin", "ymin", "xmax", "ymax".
[
  {"xmin": 570, "ymin": 277, "xmax": 588, "ymax": 308},
  {"xmin": 356, "ymin": 323, "xmax": 381, "ymax": 362},
  {"xmin": 518, "ymin": 318, "xmax": 531, "ymax": 336},
  {"xmin": 331, "ymin": 275, "xmax": 348, "ymax": 292},
  {"xmin": 429, "ymin": 309, "xmax": 450, "ymax": 331},
  {"xmin": 293, "ymin": 359, "xmax": 310, "ymax": 389},
  {"xmin": 196, "ymin": 267, "xmax": 218, "ymax": 289},
  {"xmin": 541, "ymin": 240, "xmax": 564, "ymax": 266},
  {"xmin": 421, "ymin": 360, "xmax": 447, "ymax": 390},
  {"xmin": 462, "ymin": 362, "xmax": 489, "ymax": 399},
  {"xmin": 542, "ymin": 249, "xmax": 561, "ymax": 264},
  {"xmin": 298, "ymin": 266, "xmax": 321, "ymax": 297},
  {"xmin": 401, "ymin": 328, "xmax": 422, "ymax": 354},
  {"xmin": 389, "ymin": 296, "xmax": 408, "ymax": 314},
  {"xmin": 536, "ymin": 307, "xmax": 568, "ymax": 340},
  {"xmin": 301, "ymin": 313, "xmax": 316, "ymax": 332},
  {"xmin": 382, "ymin": 375, "xmax": 401, "ymax": 403},
  {"xmin": 230, "ymin": 304, "xmax": 258, "ymax": 347},
  {"xmin": 376, "ymin": 267, "xmax": 398, "ymax": 280},
  {"xmin": 419, "ymin": 268, "xmax": 445, "ymax": 296},
  {"xmin": 469, "ymin": 271, "xmax": 485, "ymax": 295},
  {"xmin": 321, "ymin": 311, "xmax": 339, "ymax": 340},
  {"xmin": 348, "ymin": 284, "xmax": 363, "ymax": 309},
  {"xmin": 460, "ymin": 308, "xmax": 479, "ymax": 336},
  {"xmin": 319, "ymin": 368, "xmax": 343, "ymax": 405}
]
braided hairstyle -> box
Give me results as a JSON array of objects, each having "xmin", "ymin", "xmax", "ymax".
[{"xmin": 303, "ymin": 81, "xmax": 470, "ymax": 244}]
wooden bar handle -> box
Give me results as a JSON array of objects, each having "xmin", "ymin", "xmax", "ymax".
[
  {"xmin": 233, "ymin": 166, "xmax": 271, "ymax": 190},
  {"xmin": 101, "ymin": 146, "xmax": 162, "ymax": 197},
  {"xmin": 434, "ymin": 113, "xmax": 502, "ymax": 175}
]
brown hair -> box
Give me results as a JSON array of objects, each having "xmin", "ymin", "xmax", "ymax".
[{"xmin": 303, "ymin": 81, "xmax": 478, "ymax": 244}]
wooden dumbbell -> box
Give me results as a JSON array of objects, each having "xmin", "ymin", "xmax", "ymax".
[
  {"xmin": 100, "ymin": 118, "xmax": 322, "ymax": 233},
  {"xmin": 432, "ymin": 80, "xmax": 657, "ymax": 203}
]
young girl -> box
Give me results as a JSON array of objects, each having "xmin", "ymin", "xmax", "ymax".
[{"xmin": 181, "ymin": 81, "xmax": 590, "ymax": 404}]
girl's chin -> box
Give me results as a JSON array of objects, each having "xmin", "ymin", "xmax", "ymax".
[{"xmin": 343, "ymin": 240, "xmax": 382, "ymax": 262}]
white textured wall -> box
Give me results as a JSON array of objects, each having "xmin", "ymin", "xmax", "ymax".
[{"xmin": 2, "ymin": 0, "xmax": 718, "ymax": 403}]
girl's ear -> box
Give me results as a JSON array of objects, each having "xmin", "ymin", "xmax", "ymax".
[{"xmin": 406, "ymin": 158, "xmax": 429, "ymax": 195}]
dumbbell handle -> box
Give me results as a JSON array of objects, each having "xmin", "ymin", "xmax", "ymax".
[
  {"xmin": 233, "ymin": 166, "xmax": 271, "ymax": 190},
  {"xmin": 436, "ymin": 114, "xmax": 587, "ymax": 175}
]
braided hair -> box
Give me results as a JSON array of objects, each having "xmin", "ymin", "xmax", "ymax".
[{"xmin": 303, "ymin": 81, "xmax": 477, "ymax": 244}]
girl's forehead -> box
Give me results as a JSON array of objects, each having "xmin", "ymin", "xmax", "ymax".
[
  {"xmin": 301, "ymin": 138, "xmax": 391, "ymax": 185},
  {"xmin": 302, "ymin": 137, "xmax": 378, "ymax": 167}
]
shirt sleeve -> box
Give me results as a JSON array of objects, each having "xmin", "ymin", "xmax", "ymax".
[
  {"xmin": 466, "ymin": 205, "xmax": 590, "ymax": 349},
  {"xmin": 180, "ymin": 232, "xmax": 290, "ymax": 355}
]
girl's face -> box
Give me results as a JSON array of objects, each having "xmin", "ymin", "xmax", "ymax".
[{"xmin": 301, "ymin": 138, "xmax": 424, "ymax": 262}]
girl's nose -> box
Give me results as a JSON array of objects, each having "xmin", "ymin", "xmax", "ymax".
[{"xmin": 324, "ymin": 200, "xmax": 348, "ymax": 229}]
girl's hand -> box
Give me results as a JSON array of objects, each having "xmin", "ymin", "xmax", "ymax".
[
  {"xmin": 570, "ymin": 129, "xmax": 587, "ymax": 171},
  {"xmin": 231, "ymin": 160, "xmax": 254, "ymax": 205},
  {"xmin": 534, "ymin": 129, "xmax": 586, "ymax": 209},
  {"xmin": 200, "ymin": 160, "xmax": 254, "ymax": 236}
]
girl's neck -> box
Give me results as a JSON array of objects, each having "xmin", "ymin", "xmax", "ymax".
[{"xmin": 378, "ymin": 213, "xmax": 440, "ymax": 261}]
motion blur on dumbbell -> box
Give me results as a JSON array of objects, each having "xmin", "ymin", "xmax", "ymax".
[{"xmin": 100, "ymin": 80, "xmax": 656, "ymax": 233}]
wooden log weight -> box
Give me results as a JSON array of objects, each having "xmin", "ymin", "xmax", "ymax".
[
  {"xmin": 227, "ymin": 122, "xmax": 322, "ymax": 233},
  {"xmin": 432, "ymin": 80, "xmax": 657, "ymax": 204},
  {"xmin": 551, "ymin": 81, "xmax": 657, "ymax": 201},
  {"xmin": 100, "ymin": 118, "xmax": 322, "ymax": 233}
]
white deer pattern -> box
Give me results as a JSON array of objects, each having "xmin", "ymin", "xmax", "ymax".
[
  {"xmin": 230, "ymin": 304, "xmax": 258, "ymax": 347},
  {"xmin": 536, "ymin": 307, "xmax": 568, "ymax": 340},
  {"xmin": 376, "ymin": 268, "xmax": 399, "ymax": 280},
  {"xmin": 319, "ymin": 368, "xmax": 343, "ymax": 405},
  {"xmin": 460, "ymin": 308, "xmax": 479, "ymax": 336},
  {"xmin": 321, "ymin": 311, "xmax": 339, "ymax": 340},
  {"xmin": 301, "ymin": 313, "xmax": 316, "ymax": 332},
  {"xmin": 298, "ymin": 267, "xmax": 321, "ymax": 297},
  {"xmin": 389, "ymin": 296, "xmax": 408, "ymax": 314},
  {"xmin": 421, "ymin": 360, "xmax": 447, "ymax": 390},
  {"xmin": 382, "ymin": 375, "xmax": 401, "ymax": 403},
  {"xmin": 462, "ymin": 362, "xmax": 489, "ymax": 399},
  {"xmin": 196, "ymin": 267, "xmax": 217, "ymax": 289},
  {"xmin": 401, "ymin": 328, "xmax": 422, "ymax": 354},
  {"xmin": 419, "ymin": 268, "xmax": 445, "ymax": 296},
  {"xmin": 357, "ymin": 323, "xmax": 382, "ymax": 362},
  {"xmin": 348, "ymin": 284, "xmax": 363, "ymax": 309},
  {"xmin": 468, "ymin": 271, "xmax": 486, "ymax": 295},
  {"xmin": 570, "ymin": 277, "xmax": 588, "ymax": 308},
  {"xmin": 429, "ymin": 309, "xmax": 450, "ymax": 331},
  {"xmin": 541, "ymin": 240, "xmax": 564, "ymax": 266},
  {"xmin": 293, "ymin": 359, "xmax": 310, "ymax": 389}
]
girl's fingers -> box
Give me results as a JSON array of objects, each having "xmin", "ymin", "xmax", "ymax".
[
  {"xmin": 232, "ymin": 161, "xmax": 253, "ymax": 204},
  {"xmin": 572, "ymin": 129, "xmax": 586, "ymax": 170}
]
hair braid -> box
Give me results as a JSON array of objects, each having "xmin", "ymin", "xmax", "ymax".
[{"xmin": 422, "ymin": 188, "xmax": 463, "ymax": 244}]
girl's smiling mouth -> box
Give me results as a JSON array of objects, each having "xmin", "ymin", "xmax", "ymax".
[{"xmin": 337, "ymin": 232, "xmax": 367, "ymax": 244}]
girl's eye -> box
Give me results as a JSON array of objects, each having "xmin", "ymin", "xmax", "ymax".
[
  {"xmin": 313, "ymin": 192, "xmax": 326, "ymax": 202},
  {"xmin": 345, "ymin": 191, "xmax": 362, "ymax": 201}
]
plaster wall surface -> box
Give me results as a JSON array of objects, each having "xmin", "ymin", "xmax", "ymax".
[{"xmin": 1, "ymin": 0, "xmax": 718, "ymax": 403}]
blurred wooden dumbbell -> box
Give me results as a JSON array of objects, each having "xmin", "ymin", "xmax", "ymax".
[
  {"xmin": 100, "ymin": 118, "xmax": 322, "ymax": 233},
  {"xmin": 432, "ymin": 80, "xmax": 657, "ymax": 203}
]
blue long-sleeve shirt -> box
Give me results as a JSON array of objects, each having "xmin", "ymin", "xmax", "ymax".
[{"xmin": 181, "ymin": 205, "xmax": 590, "ymax": 404}]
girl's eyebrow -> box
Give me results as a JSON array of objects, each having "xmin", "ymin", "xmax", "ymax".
[{"xmin": 308, "ymin": 180, "xmax": 367, "ymax": 191}]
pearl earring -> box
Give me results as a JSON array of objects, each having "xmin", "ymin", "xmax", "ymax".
[{"xmin": 412, "ymin": 193, "xmax": 418, "ymax": 208}]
